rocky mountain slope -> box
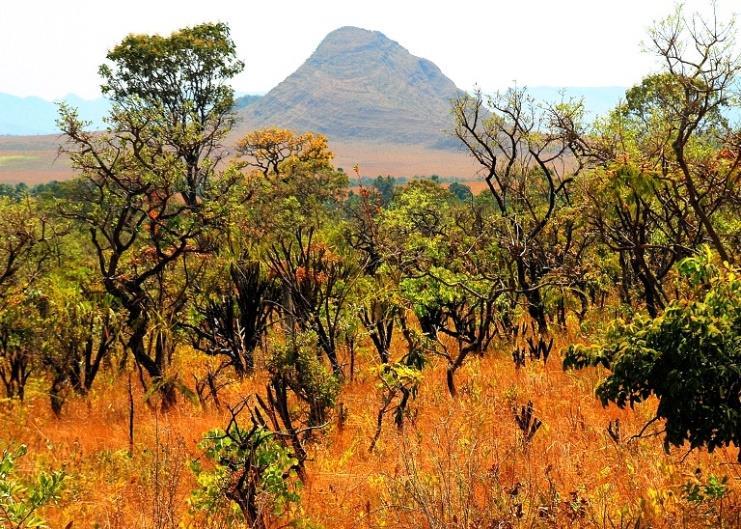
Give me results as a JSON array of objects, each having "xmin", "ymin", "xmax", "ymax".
[{"xmin": 236, "ymin": 26, "xmax": 463, "ymax": 149}]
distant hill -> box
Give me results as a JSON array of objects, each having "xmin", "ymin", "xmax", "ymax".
[
  {"xmin": 0, "ymin": 84, "xmax": 632, "ymax": 138},
  {"xmin": 0, "ymin": 93, "xmax": 109, "ymax": 135},
  {"xmin": 234, "ymin": 94, "xmax": 262, "ymax": 110},
  {"xmin": 0, "ymin": 93, "xmax": 264, "ymax": 135},
  {"xmin": 236, "ymin": 26, "xmax": 465, "ymax": 149}
]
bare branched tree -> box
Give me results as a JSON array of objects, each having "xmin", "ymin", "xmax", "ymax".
[
  {"xmin": 649, "ymin": 4, "xmax": 741, "ymax": 263},
  {"xmin": 453, "ymin": 88, "xmax": 592, "ymax": 331}
]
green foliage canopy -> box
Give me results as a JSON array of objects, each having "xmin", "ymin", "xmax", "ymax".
[{"xmin": 564, "ymin": 251, "xmax": 741, "ymax": 458}]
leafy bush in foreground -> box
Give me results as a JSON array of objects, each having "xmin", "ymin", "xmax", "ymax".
[
  {"xmin": 0, "ymin": 445, "xmax": 65, "ymax": 529},
  {"xmin": 564, "ymin": 253, "xmax": 740, "ymax": 459},
  {"xmin": 190, "ymin": 422, "xmax": 301, "ymax": 529}
]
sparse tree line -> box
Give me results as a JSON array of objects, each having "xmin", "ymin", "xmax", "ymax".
[{"xmin": 0, "ymin": 5, "xmax": 739, "ymax": 528}]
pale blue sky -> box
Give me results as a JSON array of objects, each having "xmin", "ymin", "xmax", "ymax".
[{"xmin": 0, "ymin": 0, "xmax": 736, "ymax": 100}]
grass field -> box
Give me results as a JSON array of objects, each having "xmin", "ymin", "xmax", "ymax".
[
  {"xmin": 4, "ymin": 321, "xmax": 738, "ymax": 529},
  {"xmin": 0, "ymin": 134, "xmax": 480, "ymax": 185},
  {"xmin": 0, "ymin": 154, "xmax": 38, "ymax": 167},
  {"xmin": 0, "ymin": 135, "xmax": 70, "ymax": 184}
]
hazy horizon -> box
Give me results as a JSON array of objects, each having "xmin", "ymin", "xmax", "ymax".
[{"xmin": 0, "ymin": 84, "xmax": 631, "ymax": 103}]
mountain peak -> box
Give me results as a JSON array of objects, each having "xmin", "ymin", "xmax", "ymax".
[
  {"xmin": 237, "ymin": 27, "xmax": 463, "ymax": 148},
  {"xmin": 312, "ymin": 26, "xmax": 398, "ymax": 58},
  {"xmin": 321, "ymin": 25, "xmax": 386, "ymax": 41}
]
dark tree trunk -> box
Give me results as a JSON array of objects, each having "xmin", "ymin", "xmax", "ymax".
[{"xmin": 49, "ymin": 373, "xmax": 66, "ymax": 417}]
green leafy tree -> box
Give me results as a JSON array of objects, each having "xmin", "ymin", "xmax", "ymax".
[
  {"xmin": 0, "ymin": 197, "xmax": 50, "ymax": 303},
  {"xmin": 266, "ymin": 228, "xmax": 359, "ymax": 376},
  {"xmin": 579, "ymin": 27, "xmax": 741, "ymax": 316},
  {"xmin": 369, "ymin": 355, "xmax": 424, "ymax": 452},
  {"xmin": 236, "ymin": 128, "xmax": 347, "ymax": 223},
  {"xmin": 447, "ymin": 181, "xmax": 473, "ymax": 202},
  {"xmin": 268, "ymin": 330, "xmax": 340, "ymax": 428},
  {"xmin": 42, "ymin": 270, "xmax": 119, "ymax": 415},
  {"xmin": 576, "ymin": 158, "xmax": 696, "ymax": 317},
  {"xmin": 564, "ymin": 250, "xmax": 740, "ymax": 460},
  {"xmin": 0, "ymin": 290, "xmax": 48, "ymax": 401},
  {"xmin": 372, "ymin": 175, "xmax": 396, "ymax": 207},
  {"xmin": 58, "ymin": 22, "xmax": 243, "ymax": 408},
  {"xmin": 381, "ymin": 180, "xmax": 510, "ymax": 395}
]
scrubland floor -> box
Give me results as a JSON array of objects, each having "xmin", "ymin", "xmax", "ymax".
[{"xmin": 3, "ymin": 329, "xmax": 739, "ymax": 529}]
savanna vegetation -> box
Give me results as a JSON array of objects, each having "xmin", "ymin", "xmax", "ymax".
[{"xmin": 0, "ymin": 5, "xmax": 739, "ymax": 529}]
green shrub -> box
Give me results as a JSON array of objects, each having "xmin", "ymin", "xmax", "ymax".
[
  {"xmin": 190, "ymin": 423, "xmax": 301, "ymax": 528},
  {"xmin": 564, "ymin": 253, "xmax": 740, "ymax": 459},
  {"xmin": 269, "ymin": 330, "xmax": 340, "ymax": 427},
  {"xmin": 0, "ymin": 445, "xmax": 66, "ymax": 529}
]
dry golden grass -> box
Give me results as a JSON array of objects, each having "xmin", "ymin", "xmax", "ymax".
[{"xmin": 3, "ymin": 320, "xmax": 739, "ymax": 529}]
